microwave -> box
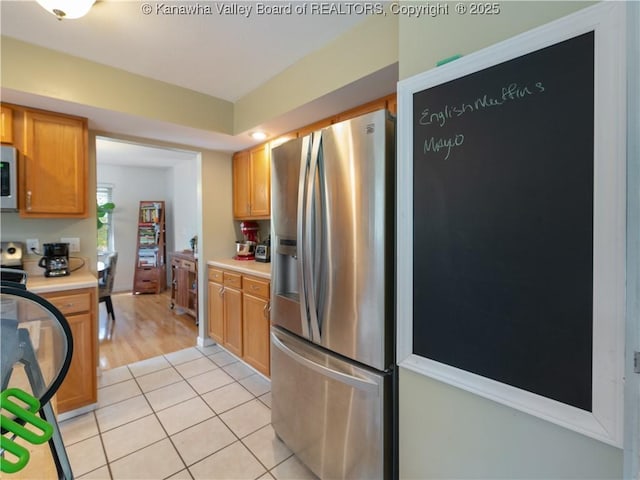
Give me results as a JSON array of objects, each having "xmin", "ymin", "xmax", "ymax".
[{"xmin": 1, "ymin": 145, "xmax": 18, "ymax": 212}]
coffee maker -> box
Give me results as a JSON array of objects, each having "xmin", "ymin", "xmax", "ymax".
[{"xmin": 38, "ymin": 243, "xmax": 70, "ymax": 277}]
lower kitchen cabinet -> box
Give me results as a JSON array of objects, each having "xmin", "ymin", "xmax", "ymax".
[
  {"xmin": 242, "ymin": 276, "xmax": 271, "ymax": 376},
  {"xmin": 223, "ymin": 281, "xmax": 243, "ymax": 357},
  {"xmin": 41, "ymin": 287, "xmax": 97, "ymax": 413},
  {"xmin": 207, "ymin": 266, "xmax": 271, "ymax": 376},
  {"xmin": 207, "ymin": 270, "xmax": 224, "ymax": 345},
  {"xmin": 207, "ymin": 268, "xmax": 243, "ymax": 357}
]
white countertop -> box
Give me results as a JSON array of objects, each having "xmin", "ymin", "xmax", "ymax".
[
  {"xmin": 27, "ymin": 271, "xmax": 98, "ymax": 294},
  {"xmin": 20, "ymin": 257, "xmax": 98, "ymax": 294},
  {"xmin": 208, "ymin": 258, "xmax": 271, "ymax": 279}
]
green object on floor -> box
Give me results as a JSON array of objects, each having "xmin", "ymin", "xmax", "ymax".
[{"xmin": 0, "ymin": 388, "xmax": 54, "ymax": 474}]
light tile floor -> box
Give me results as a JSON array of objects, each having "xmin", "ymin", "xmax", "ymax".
[{"xmin": 60, "ymin": 344, "xmax": 318, "ymax": 480}]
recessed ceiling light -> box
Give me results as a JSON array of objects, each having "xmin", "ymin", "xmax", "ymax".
[{"xmin": 250, "ymin": 131, "xmax": 267, "ymax": 141}]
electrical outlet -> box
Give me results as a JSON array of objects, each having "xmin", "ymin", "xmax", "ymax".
[
  {"xmin": 26, "ymin": 238, "xmax": 40, "ymax": 254},
  {"xmin": 61, "ymin": 237, "xmax": 80, "ymax": 253}
]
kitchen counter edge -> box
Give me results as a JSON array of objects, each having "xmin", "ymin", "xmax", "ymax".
[
  {"xmin": 207, "ymin": 259, "xmax": 271, "ymax": 279},
  {"xmin": 27, "ymin": 271, "xmax": 98, "ymax": 294}
]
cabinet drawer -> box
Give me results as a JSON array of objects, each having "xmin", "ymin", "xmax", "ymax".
[
  {"xmin": 136, "ymin": 267, "xmax": 159, "ymax": 280},
  {"xmin": 45, "ymin": 291, "xmax": 91, "ymax": 315},
  {"xmin": 223, "ymin": 271, "xmax": 242, "ymax": 289},
  {"xmin": 243, "ymin": 276, "xmax": 270, "ymax": 299},
  {"xmin": 135, "ymin": 279, "xmax": 158, "ymax": 292},
  {"xmin": 181, "ymin": 259, "xmax": 195, "ymax": 271},
  {"xmin": 208, "ymin": 268, "xmax": 223, "ymax": 283}
]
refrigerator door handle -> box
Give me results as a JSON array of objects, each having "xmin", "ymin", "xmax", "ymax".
[
  {"xmin": 305, "ymin": 133, "xmax": 322, "ymax": 342},
  {"xmin": 297, "ymin": 136, "xmax": 312, "ymax": 339},
  {"xmin": 271, "ymin": 330, "xmax": 380, "ymax": 394}
]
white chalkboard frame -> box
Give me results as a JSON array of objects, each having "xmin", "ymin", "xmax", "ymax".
[{"xmin": 397, "ymin": 2, "xmax": 627, "ymax": 447}]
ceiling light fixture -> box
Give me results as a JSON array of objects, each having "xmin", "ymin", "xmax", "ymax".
[
  {"xmin": 251, "ymin": 131, "xmax": 268, "ymax": 141},
  {"xmin": 36, "ymin": 0, "xmax": 95, "ymax": 20}
]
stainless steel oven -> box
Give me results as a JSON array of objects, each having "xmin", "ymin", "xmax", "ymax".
[{"xmin": 1, "ymin": 145, "xmax": 18, "ymax": 212}]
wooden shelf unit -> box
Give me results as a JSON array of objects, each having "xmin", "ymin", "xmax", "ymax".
[{"xmin": 133, "ymin": 201, "xmax": 167, "ymax": 294}]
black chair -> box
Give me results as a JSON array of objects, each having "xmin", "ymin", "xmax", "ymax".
[{"xmin": 98, "ymin": 252, "xmax": 118, "ymax": 322}]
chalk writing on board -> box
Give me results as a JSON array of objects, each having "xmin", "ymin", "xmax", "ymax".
[
  {"xmin": 423, "ymin": 134, "xmax": 465, "ymax": 160},
  {"xmin": 419, "ymin": 81, "xmax": 546, "ymax": 128}
]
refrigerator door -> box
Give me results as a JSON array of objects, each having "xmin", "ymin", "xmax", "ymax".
[
  {"xmin": 309, "ymin": 110, "xmax": 395, "ymax": 371},
  {"xmin": 271, "ymin": 136, "xmax": 310, "ymax": 339},
  {"xmin": 271, "ymin": 327, "xmax": 391, "ymax": 480}
]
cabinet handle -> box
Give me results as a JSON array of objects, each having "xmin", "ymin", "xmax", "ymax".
[
  {"xmin": 263, "ymin": 301, "xmax": 270, "ymax": 319},
  {"xmin": 26, "ymin": 191, "xmax": 32, "ymax": 211},
  {"xmin": 251, "ymin": 285, "xmax": 259, "ymax": 291},
  {"xmin": 218, "ymin": 286, "xmax": 225, "ymax": 296}
]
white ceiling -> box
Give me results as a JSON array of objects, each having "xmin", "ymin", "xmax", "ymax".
[
  {"xmin": 96, "ymin": 136, "xmax": 198, "ymax": 168},
  {"xmin": 0, "ymin": 1, "xmax": 396, "ymax": 163},
  {"xmin": 0, "ymin": 0, "xmax": 366, "ymax": 101}
]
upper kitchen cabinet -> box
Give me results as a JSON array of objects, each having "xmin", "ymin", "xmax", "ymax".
[
  {"xmin": 233, "ymin": 143, "xmax": 270, "ymax": 219},
  {"xmin": 1, "ymin": 105, "xmax": 13, "ymax": 144},
  {"xmin": 17, "ymin": 107, "xmax": 88, "ymax": 218}
]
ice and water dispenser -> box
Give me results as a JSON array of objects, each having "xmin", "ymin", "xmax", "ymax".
[
  {"xmin": 272, "ymin": 236, "xmax": 304, "ymax": 336},
  {"xmin": 270, "ymin": 135, "xmax": 307, "ymax": 337}
]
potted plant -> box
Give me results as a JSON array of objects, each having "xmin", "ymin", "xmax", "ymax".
[{"xmin": 97, "ymin": 202, "xmax": 115, "ymax": 229}]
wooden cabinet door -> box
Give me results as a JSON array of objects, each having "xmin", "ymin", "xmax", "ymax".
[
  {"xmin": 1, "ymin": 105, "xmax": 13, "ymax": 144},
  {"xmin": 242, "ymin": 293, "xmax": 270, "ymax": 376},
  {"xmin": 175, "ymin": 267, "xmax": 190, "ymax": 309},
  {"xmin": 42, "ymin": 288, "xmax": 97, "ymax": 413},
  {"xmin": 223, "ymin": 286, "xmax": 243, "ymax": 357},
  {"xmin": 208, "ymin": 281, "xmax": 224, "ymax": 345},
  {"xmin": 56, "ymin": 312, "xmax": 97, "ymax": 412},
  {"xmin": 249, "ymin": 144, "xmax": 270, "ymax": 217},
  {"xmin": 233, "ymin": 150, "xmax": 250, "ymax": 218},
  {"xmin": 22, "ymin": 110, "xmax": 87, "ymax": 217}
]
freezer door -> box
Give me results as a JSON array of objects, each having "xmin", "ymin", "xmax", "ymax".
[
  {"xmin": 271, "ymin": 327, "xmax": 392, "ymax": 480},
  {"xmin": 309, "ymin": 110, "xmax": 395, "ymax": 370}
]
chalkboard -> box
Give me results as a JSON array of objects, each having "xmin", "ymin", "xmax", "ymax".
[{"xmin": 412, "ymin": 32, "xmax": 594, "ymax": 411}]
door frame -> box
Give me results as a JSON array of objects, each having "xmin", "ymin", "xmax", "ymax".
[{"xmin": 624, "ymin": 1, "xmax": 640, "ymax": 477}]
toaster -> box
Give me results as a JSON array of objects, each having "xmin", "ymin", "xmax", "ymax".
[{"xmin": 255, "ymin": 244, "xmax": 270, "ymax": 263}]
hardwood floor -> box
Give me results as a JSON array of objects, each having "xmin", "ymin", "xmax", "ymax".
[{"xmin": 98, "ymin": 290, "xmax": 198, "ymax": 371}]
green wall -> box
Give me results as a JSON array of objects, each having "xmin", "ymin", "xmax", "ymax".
[
  {"xmin": 0, "ymin": 37, "xmax": 234, "ymax": 134},
  {"xmin": 234, "ymin": 14, "xmax": 398, "ymax": 133}
]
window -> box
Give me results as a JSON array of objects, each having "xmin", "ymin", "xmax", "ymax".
[{"xmin": 97, "ymin": 184, "xmax": 114, "ymax": 254}]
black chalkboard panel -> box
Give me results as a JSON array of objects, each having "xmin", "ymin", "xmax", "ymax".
[{"xmin": 412, "ymin": 32, "xmax": 594, "ymax": 411}]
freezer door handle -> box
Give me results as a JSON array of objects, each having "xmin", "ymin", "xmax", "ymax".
[{"xmin": 271, "ymin": 330, "xmax": 380, "ymax": 394}]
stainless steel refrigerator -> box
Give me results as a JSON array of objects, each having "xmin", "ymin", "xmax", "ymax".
[{"xmin": 270, "ymin": 109, "xmax": 396, "ymax": 480}]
